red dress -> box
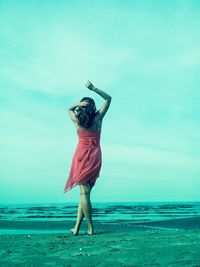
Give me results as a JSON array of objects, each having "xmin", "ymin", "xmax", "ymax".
[{"xmin": 64, "ymin": 130, "xmax": 102, "ymax": 193}]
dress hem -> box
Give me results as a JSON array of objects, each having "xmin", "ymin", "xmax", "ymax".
[{"xmin": 63, "ymin": 175, "xmax": 99, "ymax": 193}]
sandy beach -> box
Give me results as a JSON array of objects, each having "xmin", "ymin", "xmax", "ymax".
[{"xmin": 1, "ymin": 217, "xmax": 200, "ymax": 266}]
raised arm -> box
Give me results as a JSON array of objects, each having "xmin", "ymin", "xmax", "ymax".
[
  {"xmin": 68, "ymin": 101, "xmax": 89, "ymax": 123},
  {"xmin": 85, "ymin": 80, "xmax": 112, "ymax": 119}
]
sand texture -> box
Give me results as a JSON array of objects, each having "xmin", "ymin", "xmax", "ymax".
[{"xmin": 1, "ymin": 225, "xmax": 200, "ymax": 266}]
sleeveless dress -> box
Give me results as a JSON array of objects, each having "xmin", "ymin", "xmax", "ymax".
[{"xmin": 63, "ymin": 130, "xmax": 102, "ymax": 193}]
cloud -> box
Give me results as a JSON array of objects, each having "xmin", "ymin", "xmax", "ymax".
[
  {"xmin": 1, "ymin": 21, "xmax": 130, "ymax": 95},
  {"xmin": 103, "ymin": 144, "xmax": 199, "ymax": 170}
]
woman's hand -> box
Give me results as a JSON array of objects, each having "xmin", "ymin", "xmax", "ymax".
[
  {"xmin": 85, "ymin": 80, "xmax": 95, "ymax": 90},
  {"xmin": 69, "ymin": 101, "xmax": 89, "ymax": 111},
  {"xmin": 78, "ymin": 101, "xmax": 89, "ymax": 107}
]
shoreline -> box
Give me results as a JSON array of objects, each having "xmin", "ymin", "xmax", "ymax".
[{"xmin": 0, "ymin": 216, "xmax": 200, "ymax": 234}]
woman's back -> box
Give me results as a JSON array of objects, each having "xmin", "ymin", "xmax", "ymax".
[{"xmin": 74, "ymin": 114, "xmax": 103, "ymax": 132}]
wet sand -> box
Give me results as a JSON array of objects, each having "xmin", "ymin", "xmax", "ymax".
[{"xmin": 0, "ymin": 217, "xmax": 200, "ymax": 266}]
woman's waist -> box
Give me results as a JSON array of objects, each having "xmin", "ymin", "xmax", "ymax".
[
  {"xmin": 77, "ymin": 142, "xmax": 100, "ymax": 147},
  {"xmin": 78, "ymin": 138, "xmax": 100, "ymax": 145},
  {"xmin": 77, "ymin": 140, "xmax": 100, "ymax": 147}
]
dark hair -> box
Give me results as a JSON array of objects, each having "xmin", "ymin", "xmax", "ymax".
[{"xmin": 75, "ymin": 97, "xmax": 97, "ymax": 128}]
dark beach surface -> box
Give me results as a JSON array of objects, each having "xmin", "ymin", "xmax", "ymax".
[{"xmin": 0, "ymin": 202, "xmax": 200, "ymax": 266}]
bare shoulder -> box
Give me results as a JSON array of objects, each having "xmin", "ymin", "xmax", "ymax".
[
  {"xmin": 74, "ymin": 121, "xmax": 80, "ymax": 130},
  {"xmin": 73, "ymin": 113, "xmax": 102, "ymax": 131},
  {"xmin": 94, "ymin": 112, "xmax": 103, "ymax": 131}
]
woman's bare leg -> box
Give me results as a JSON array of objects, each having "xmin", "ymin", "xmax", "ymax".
[
  {"xmin": 71, "ymin": 182, "xmax": 93, "ymax": 235},
  {"xmin": 80, "ymin": 182, "xmax": 94, "ymax": 234},
  {"xmin": 70, "ymin": 202, "xmax": 84, "ymax": 235}
]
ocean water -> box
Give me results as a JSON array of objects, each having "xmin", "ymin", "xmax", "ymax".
[{"xmin": 1, "ymin": 201, "xmax": 200, "ymax": 223}]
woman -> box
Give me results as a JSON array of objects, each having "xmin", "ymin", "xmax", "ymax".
[{"xmin": 64, "ymin": 80, "xmax": 112, "ymax": 235}]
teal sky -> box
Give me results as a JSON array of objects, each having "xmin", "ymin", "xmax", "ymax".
[{"xmin": 1, "ymin": 0, "xmax": 200, "ymax": 204}]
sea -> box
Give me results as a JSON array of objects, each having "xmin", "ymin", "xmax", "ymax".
[{"xmin": 0, "ymin": 201, "xmax": 200, "ymax": 234}]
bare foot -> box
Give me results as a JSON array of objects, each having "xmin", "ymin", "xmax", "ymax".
[
  {"xmin": 70, "ymin": 228, "xmax": 79, "ymax": 236},
  {"xmin": 87, "ymin": 229, "xmax": 94, "ymax": 235}
]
